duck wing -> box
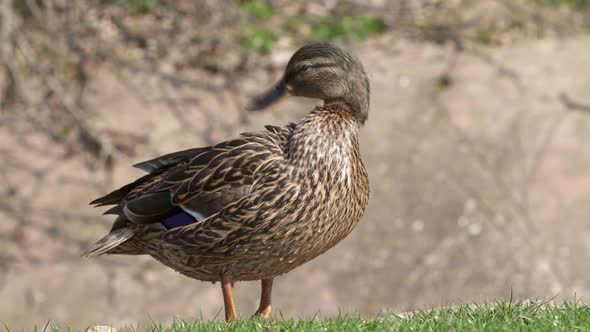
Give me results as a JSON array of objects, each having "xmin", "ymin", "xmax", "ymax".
[
  {"xmin": 91, "ymin": 123, "xmax": 296, "ymax": 227},
  {"xmin": 163, "ymin": 158, "xmax": 300, "ymax": 256}
]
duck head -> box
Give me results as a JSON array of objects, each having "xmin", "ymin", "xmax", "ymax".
[{"xmin": 249, "ymin": 43, "xmax": 370, "ymax": 124}]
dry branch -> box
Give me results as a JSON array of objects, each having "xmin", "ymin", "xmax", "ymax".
[{"xmin": 560, "ymin": 93, "xmax": 590, "ymax": 114}]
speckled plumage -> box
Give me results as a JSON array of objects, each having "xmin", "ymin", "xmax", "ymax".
[{"xmin": 85, "ymin": 42, "xmax": 370, "ymax": 320}]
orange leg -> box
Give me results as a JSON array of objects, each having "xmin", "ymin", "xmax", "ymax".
[
  {"xmin": 254, "ymin": 278, "xmax": 273, "ymax": 318},
  {"xmin": 221, "ymin": 275, "xmax": 237, "ymax": 320}
]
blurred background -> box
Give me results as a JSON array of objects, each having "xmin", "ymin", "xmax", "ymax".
[{"xmin": 1, "ymin": 0, "xmax": 590, "ymax": 328}]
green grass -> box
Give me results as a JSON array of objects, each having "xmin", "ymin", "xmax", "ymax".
[
  {"xmin": 310, "ymin": 16, "xmax": 387, "ymax": 41},
  {"xmin": 240, "ymin": 28, "xmax": 278, "ymax": 54},
  {"xmin": 538, "ymin": 0, "xmax": 589, "ymax": 8},
  {"xmin": 239, "ymin": 0, "xmax": 274, "ymax": 20},
  {"xmin": 35, "ymin": 298, "xmax": 590, "ymax": 331},
  {"xmin": 237, "ymin": 0, "xmax": 387, "ymax": 54},
  {"xmin": 96, "ymin": 0, "xmax": 158, "ymax": 15}
]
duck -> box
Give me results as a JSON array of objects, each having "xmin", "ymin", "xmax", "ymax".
[{"xmin": 84, "ymin": 42, "xmax": 370, "ymax": 320}]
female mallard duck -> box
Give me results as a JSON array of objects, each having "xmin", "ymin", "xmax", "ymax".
[{"xmin": 85, "ymin": 43, "xmax": 370, "ymax": 320}]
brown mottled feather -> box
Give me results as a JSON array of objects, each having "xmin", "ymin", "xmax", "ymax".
[
  {"xmin": 86, "ymin": 103, "xmax": 369, "ymax": 283},
  {"xmin": 90, "ymin": 123, "xmax": 296, "ymax": 227}
]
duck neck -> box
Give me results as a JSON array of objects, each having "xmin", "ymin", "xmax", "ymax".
[{"xmin": 287, "ymin": 103, "xmax": 361, "ymax": 167}]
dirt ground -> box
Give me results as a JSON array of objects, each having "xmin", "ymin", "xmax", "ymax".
[{"xmin": 1, "ymin": 33, "xmax": 590, "ymax": 328}]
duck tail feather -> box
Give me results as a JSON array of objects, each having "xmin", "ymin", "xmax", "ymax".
[{"xmin": 82, "ymin": 228, "xmax": 135, "ymax": 258}]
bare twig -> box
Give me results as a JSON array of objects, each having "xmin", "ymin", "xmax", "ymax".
[{"xmin": 560, "ymin": 93, "xmax": 590, "ymax": 114}]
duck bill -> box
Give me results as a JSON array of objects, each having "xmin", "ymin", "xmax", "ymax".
[{"xmin": 247, "ymin": 79, "xmax": 289, "ymax": 111}]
